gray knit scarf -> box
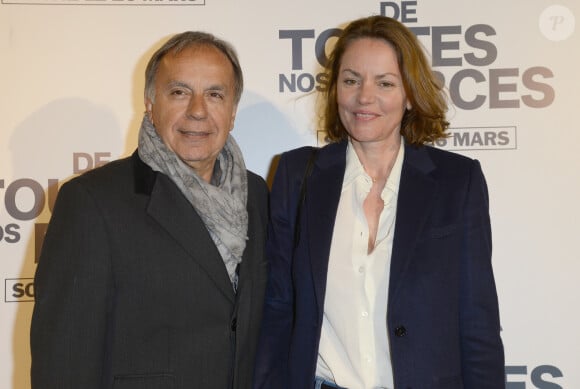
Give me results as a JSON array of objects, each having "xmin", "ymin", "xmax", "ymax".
[{"xmin": 137, "ymin": 115, "xmax": 248, "ymax": 291}]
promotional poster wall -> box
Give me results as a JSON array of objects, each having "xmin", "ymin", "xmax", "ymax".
[{"xmin": 1, "ymin": 0, "xmax": 578, "ymax": 388}]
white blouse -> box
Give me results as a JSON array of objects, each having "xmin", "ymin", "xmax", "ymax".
[{"xmin": 315, "ymin": 139, "xmax": 404, "ymax": 389}]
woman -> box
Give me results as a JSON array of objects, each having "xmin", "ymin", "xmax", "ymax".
[{"xmin": 255, "ymin": 15, "xmax": 504, "ymax": 389}]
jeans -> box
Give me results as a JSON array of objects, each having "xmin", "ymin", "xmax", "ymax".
[{"xmin": 314, "ymin": 377, "xmax": 345, "ymax": 389}]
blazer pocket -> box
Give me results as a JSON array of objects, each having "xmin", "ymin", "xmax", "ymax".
[
  {"xmin": 113, "ymin": 373, "xmax": 176, "ymax": 389},
  {"xmin": 434, "ymin": 374, "xmax": 463, "ymax": 389},
  {"xmin": 430, "ymin": 223, "xmax": 459, "ymax": 239}
]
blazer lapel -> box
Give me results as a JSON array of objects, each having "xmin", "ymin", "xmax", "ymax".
[
  {"xmin": 147, "ymin": 173, "xmax": 236, "ymax": 303},
  {"xmin": 388, "ymin": 145, "xmax": 437, "ymax": 306},
  {"xmin": 305, "ymin": 141, "xmax": 348, "ymax": 315}
]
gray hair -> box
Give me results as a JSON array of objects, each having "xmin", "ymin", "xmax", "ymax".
[{"xmin": 144, "ymin": 31, "xmax": 244, "ymax": 104}]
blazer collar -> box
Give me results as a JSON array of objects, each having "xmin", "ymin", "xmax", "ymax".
[
  {"xmin": 131, "ymin": 150, "xmax": 237, "ymax": 303},
  {"xmin": 305, "ymin": 142, "xmax": 439, "ymax": 314},
  {"xmin": 132, "ymin": 150, "xmax": 157, "ymax": 196},
  {"xmin": 306, "ymin": 141, "xmax": 348, "ymax": 313},
  {"xmin": 388, "ymin": 144, "xmax": 438, "ymax": 306}
]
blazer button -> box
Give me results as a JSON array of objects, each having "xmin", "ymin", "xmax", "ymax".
[
  {"xmin": 394, "ymin": 326, "xmax": 407, "ymax": 337},
  {"xmin": 231, "ymin": 318, "xmax": 237, "ymax": 332}
]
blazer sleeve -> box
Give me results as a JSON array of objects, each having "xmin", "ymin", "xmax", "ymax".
[
  {"xmin": 254, "ymin": 150, "xmax": 310, "ymax": 389},
  {"xmin": 459, "ymin": 160, "xmax": 505, "ymax": 388},
  {"xmin": 30, "ymin": 178, "xmax": 113, "ymax": 389}
]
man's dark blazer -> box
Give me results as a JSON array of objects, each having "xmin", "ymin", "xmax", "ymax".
[
  {"xmin": 31, "ymin": 151, "xmax": 268, "ymax": 389},
  {"xmin": 254, "ymin": 140, "xmax": 504, "ymax": 389}
]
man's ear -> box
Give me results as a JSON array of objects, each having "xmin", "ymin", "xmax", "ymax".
[
  {"xmin": 229, "ymin": 104, "xmax": 238, "ymax": 131},
  {"xmin": 145, "ymin": 99, "xmax": 154, "ymax": 123}
]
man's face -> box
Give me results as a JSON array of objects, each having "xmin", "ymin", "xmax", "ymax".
[{"xmin": 146, "ymin": 44, "xmax": 238, "ymax": 182}]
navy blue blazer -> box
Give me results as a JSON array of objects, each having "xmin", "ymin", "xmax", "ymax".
[{"xmin": 255, "ymin": 140, "xmax": 504, "ymax": 389}]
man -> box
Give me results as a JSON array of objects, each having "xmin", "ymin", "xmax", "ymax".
[{"xmin": 30, "ymin": 31, "xmax": 268, "ymax": 389}]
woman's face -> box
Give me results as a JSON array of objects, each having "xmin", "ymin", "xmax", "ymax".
[{"xmin": 336, "ymin": 38, "xmax": 411, "ymax": 147}]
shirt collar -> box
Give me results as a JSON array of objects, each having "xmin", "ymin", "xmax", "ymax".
[
  {"xmin": 343, "ymin": 141, "xmax": 365, "ymax": 189},
  {"xmin": 386, "ymin": 139, "xmax": 405, "ymax": 196},
  {"xmin": 343, "ymin": 138, "xmax": 405, "ymax": 196}
]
